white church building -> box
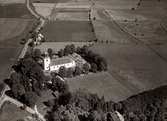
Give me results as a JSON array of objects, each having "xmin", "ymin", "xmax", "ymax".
[{"xmin": 44, "ymin": 56, "xmax": 76, "ymax": 72}]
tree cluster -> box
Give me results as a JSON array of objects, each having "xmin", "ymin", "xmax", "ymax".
[
  {"xmin": 76, "ymin": 45, "xmax": 107, "ymax": 72},
  {"xmin": 120, "ymin": 85, "xmax": 167, "ymax": 121},
  {"xmin": 57, "ymin": 44, "xmax": 76, "ymax": 57},
  {"xmin": 45, "ymin": 88, "xmax": 120, "ymax": 121},
  {"xmin": 8, "ymin": 49, "xmax": 46, "ymax": 107}
]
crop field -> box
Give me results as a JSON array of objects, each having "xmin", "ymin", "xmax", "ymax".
[
  {"xmin": 0, "ymin": 18, "xmax": 34, "ymax": 42},
  {"xmin": 42, "ymin": 21, "xmax": 96, "ymax": 42},
  {"xmin": 31, "ymin": 0, "xmax": 70, "ymax": 3},
  {"xmin": 35, "ymin": 42, "xmax": 93, "ymax": 53},
  {"xmin": 105, "ymin": 0, "xmax": 167, "ymax": 44},
  {"xmin": 68, "ymin": 43, "xmax": 167, "ymax": 102},
  {"xmin": 0, "ymin": 4, "xmax": 34, "ymax": 18},
  {"xmin": 0, "ymin": 102, "xmax": 29, "ymax": 121},
  {"xmin": 93, "ymin": 0, "xmax": 139, "ymax": 9},
  {"xmin": 51, "ymin": 11, "xmax": 89, "ymax": 21},
  {"xmin": 0, "ymin": 0, "xmax": 25, "ymax": 4}
]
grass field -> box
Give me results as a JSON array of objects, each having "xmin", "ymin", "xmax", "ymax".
[
  {"xmin": 68, "ymin": 43, "xmax": 167, "ymax": 102},
  {"xmin": 42, "ymin": 21, "xmax": 96, "ymax": 42},
  {"xmin": 0, "ymin": 102, "xmax": 29, "ymax": 121},
  {"xmin": 0, "ymin": 4, "xmax": 34, "ymax": 18}
]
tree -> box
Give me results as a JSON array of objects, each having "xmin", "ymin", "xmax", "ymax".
[
  {"xmin": 24, "ymin": 91, "xmax": 38, "ymax": 108},
  {"xmin": 64, "ymin": 45, "xmax": 71, "ymax": 56},
  {"xmin": 70, "ymin": 44, "xmax": 76, "ymax": 54},
  {"xmin": 66, "ymin": 68, "xmax": 74, "ymax": 78},
  {"xmin": 98, "ymin": 58, "xmax": 107, "ymax": 71},
  {"xmin": 82, "ymin": 63, "xmax": 90, "ymax": 74},
  {"xmin": 107, "ymin": 113, "xmax": 114, "ymax": 121},
  {"xmin": 32, "ymin": 49, "xmax": 41, "ymax": 59},
  {"xmin": 74, "ymin": 66, "xmax": 82, "ymax": 76},
  {"xmin": 48, "ymin": 48, "xmax": 53, "ymax": 58},
  {"xmin": 59, "ymin": 91, "xmax": 72, "ymax": 106},
  {"xmin": 81, "ymin": 45, "xmax": 89, "ymax": 55},
  {"xmin": 11, "ymin": 83, "xmax": 25, "ymax": 99},
  {"xmin": 52, "ymin": 76, "xmax": 67, "ymax": 93},
  {"xmin": 10, "ymin": 72, "xmax": 20, "ymax": 86},
  {"xmin": 58, "ymin": 49, "xmax": 64, "ymax": 57},
  {"xmin": 51, "ymin": 111, "xmax": 61, "ymax": 121},
  {"xmin": 58, "ymin": 66, "xmax": 67, "ymax": 78},
  {"xmin": 91, "ymin": 63, "xmax": 97, "ymax": 73}
]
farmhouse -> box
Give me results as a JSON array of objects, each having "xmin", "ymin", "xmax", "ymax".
[{"xmin": 44, "ymin": 56, "xmax": 76, "ymax": 72}]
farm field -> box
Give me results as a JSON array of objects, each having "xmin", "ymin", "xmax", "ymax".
[
  {"xmin": 0, "ymin": 18, "xmax": 35, "ymax": 43},
  {"xmin": 67, "ymin": 72, "xmax": 133, "ymax": 102},
  {"xmin": 51, "ymin": 11, "xmax": 89, "ymax": 21},
  {"xmin": 68, "ymin": 43, "xmax": 167, "ymax": 102},
  {"xmin": 0, "ymin": 4, "xmax": 34, "ymax": 18},
  {"xmin": 42, "ymin": 21, "xmax": 96, "ymax": 42},
  {"xmin": 35, "ymin": 42, "xmax": 93, "ymax": 53},
  {"xmin": 0, "ymin": 102, "xmax": 29, "ymax": 121},
  {"xmin": 105, "ymin": 0, "xmax": 167, "ymax": 44},
  {"xmin": 0, "ymin": 0, "xmax": 25, "ymax": 4},
  {"xmin": 31, "ymin": 0, "xmax": 70, "ymax": 3}
]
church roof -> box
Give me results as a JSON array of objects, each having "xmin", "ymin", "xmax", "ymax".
[{"xmin": 50, "ymin": 57, "xmax": 74, "ymax": 66}]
